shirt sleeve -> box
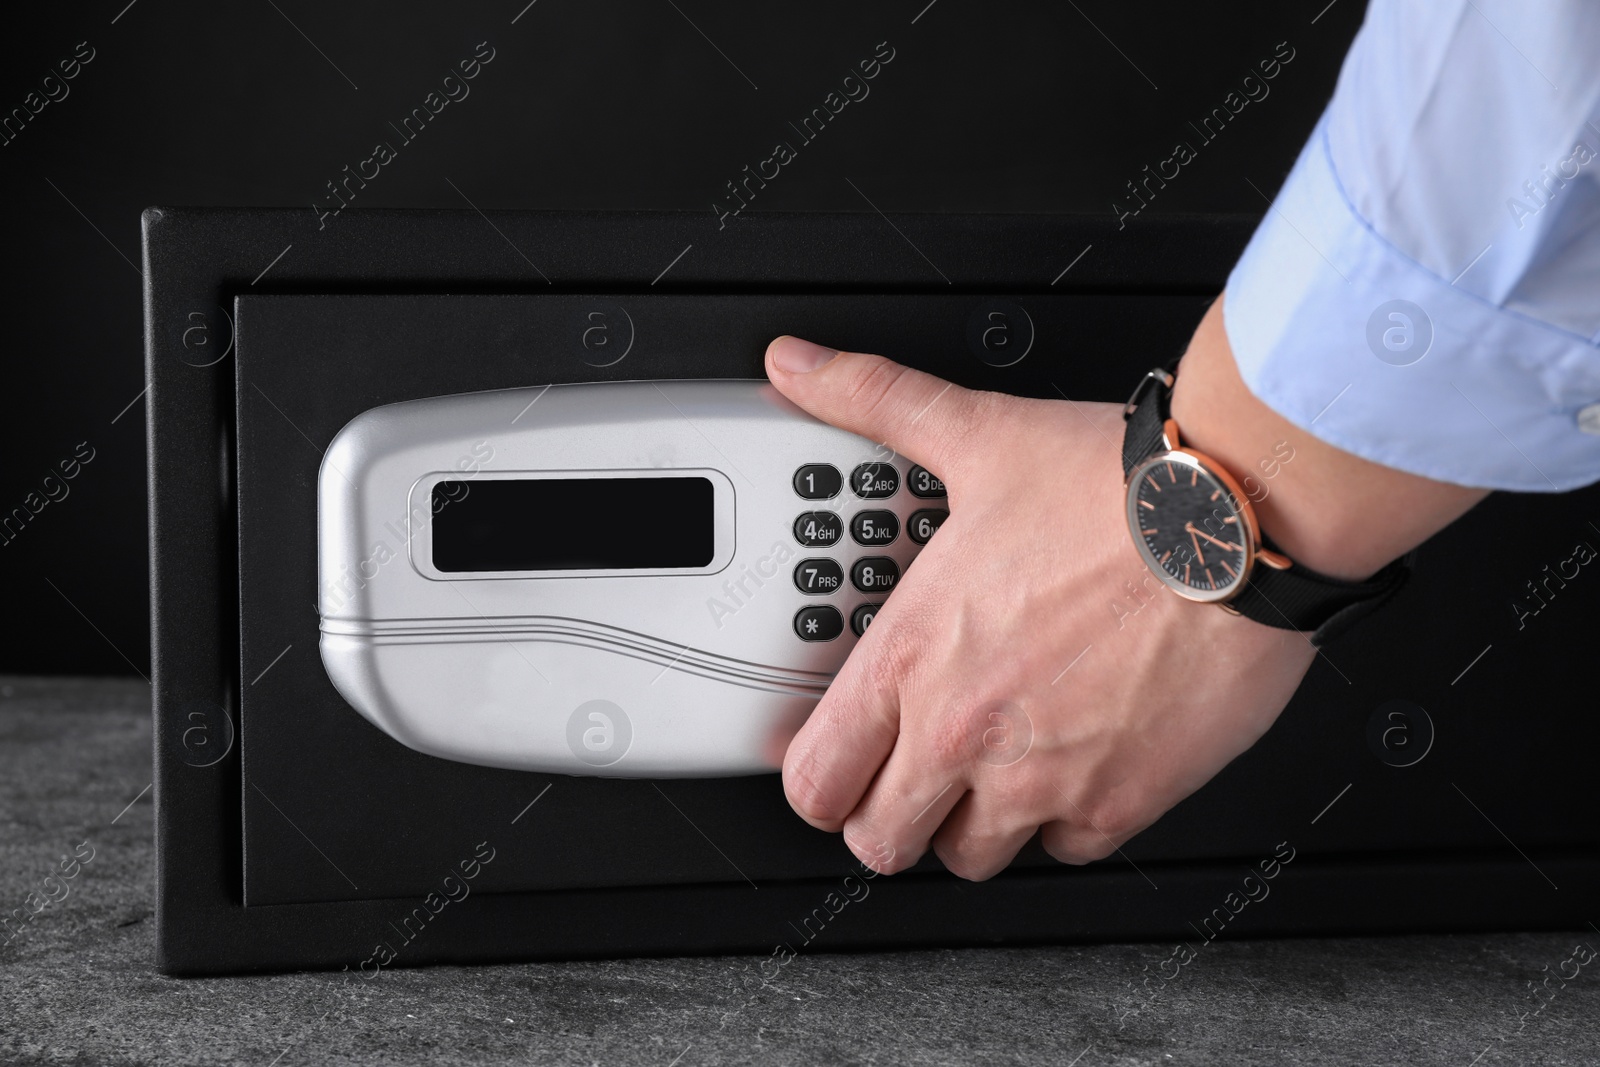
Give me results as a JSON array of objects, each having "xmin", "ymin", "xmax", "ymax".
[{"xmin": 1223, "ymin": 0, "xmax": 1600, "ymax": 492}]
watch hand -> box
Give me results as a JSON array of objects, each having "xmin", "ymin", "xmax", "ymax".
[
  {"xmin": 1189, "ymin": 524, "xmax": 1242, "ymax": 553},
  {"xmin": 1185, "ymin": 524, "xmax": 1205, "ymax": 566}
]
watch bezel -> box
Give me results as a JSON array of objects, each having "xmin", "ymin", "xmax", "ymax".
[{"xmin": 1125, "ymin": 447, "xmax": 1263, "ymax": 604}]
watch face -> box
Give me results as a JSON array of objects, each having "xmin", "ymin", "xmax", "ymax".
[{"xmin": 1126, "ymin": 453, "xmax": 1252, "ymax": 602}]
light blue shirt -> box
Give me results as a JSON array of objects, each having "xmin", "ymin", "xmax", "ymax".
[{"xmin": 1225, "ymin": 0, "xmax": 1600, "ymax": 491}]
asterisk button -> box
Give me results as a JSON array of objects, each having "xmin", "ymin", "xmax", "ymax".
[{"xmin": 794, "ymin": 606, "xmax": 842, "ymax": 642}]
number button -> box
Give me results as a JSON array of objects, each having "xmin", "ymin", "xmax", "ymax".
[
  {"xmin": 793, "ymin": 511, "xmax": 842, "ymax": 547},
  {"xmin": 794, "ymin": 605, "xmax": 844, "ymax": 642},
  {"xmin": 793, "ymin": 464, "xmax": 842, "ymax": 500},
  {"xmin": 850, "ymin": 556, "xmax": 900, "ymax": 594},
  {"xmin": 907, "ymin": 465, "xmax": 946, "ymax": 498},
  {"xmin": 850, "ymin": 510, "xmax": 899, "ymax": 547},
  {"xmin": 793, "ymin": 558, "xmax": 844, "ymax": 595},
  {"xmin": 850, "ymin": 603, "xmax": 881, "ymax": 636},
  {"xmin": 851, "ymin": 462, "xmax": 899, "ymax": 499},
  {"xmin": 908, "ymin": 508, "xmax": 949, "ymax": 545}
]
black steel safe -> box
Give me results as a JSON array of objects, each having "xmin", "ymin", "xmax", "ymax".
[{"xmin": 146, "ymin": 207, "xmax": 1600, "ymax": 975}]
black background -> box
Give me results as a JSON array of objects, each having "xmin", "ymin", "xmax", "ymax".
[{"xmin": 0, "ymin": 0, "xmax": 1365, "ymax": 676}]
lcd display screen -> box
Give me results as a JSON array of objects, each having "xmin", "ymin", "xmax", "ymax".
[{"xmin": 430, "ymin": 476, "xmax": 715, "ymax": 572}]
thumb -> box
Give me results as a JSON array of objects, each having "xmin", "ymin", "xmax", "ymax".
[{"xmin": 764, "ymin": 335, "xmax": 991, "ymax": 485}]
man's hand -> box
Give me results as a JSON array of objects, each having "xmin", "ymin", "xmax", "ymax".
[
  {"xmin": 765, "ymin": 295, "xmax": 1488, "ymax": 879},
  {"xmin": 763, "ymin": 332, "xmax": 1326, "ymax": 879}
]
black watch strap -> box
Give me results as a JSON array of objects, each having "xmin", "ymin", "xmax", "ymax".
[
  {"xmin": 1231, "ymin": 552, "xmax": 1412, "ymax": 646},
  {"xmin": 1121, "ymin": 364, "xmax": 1410, "ymax": 646},
  {"xmin": 1121, "ymin": 365, "xmax": 1179, "ymax": 478}
]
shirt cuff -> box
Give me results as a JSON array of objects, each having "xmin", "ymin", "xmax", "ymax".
[{"xmin": 1224, "ymin": 115, "xmax": 1600, "ymax": 492}]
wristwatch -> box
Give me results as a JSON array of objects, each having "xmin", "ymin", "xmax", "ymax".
[{"xmin": 1121, "ymin": 365, "xmax": 1410, "ymax": 646}]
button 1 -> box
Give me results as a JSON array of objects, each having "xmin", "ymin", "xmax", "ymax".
[
  {"xmin": 794, "ymin": 558, "xmax": 844, "ymax": 594},
  {"xmin": 851, "ymin": 556, "xmax": 900, "ymax": 594},
  {"xmin": 793, "ymin": 464, "xmax": 842, "ymax": 499},
  {"xmin": 907, "ymin": 465, "xmax": 946, "ymax": 498},
  {"xmin": 850, "ymin": 462, "xmax": 899, "ymax": 499},
  {"xmin": 907, "ymin": 508, "xmax": 949, "ymax": 545},
  {"xmin": 793, "ymin": 511, "xmax": 843, "ymax": 547},
  {"xmin": 1579, "ymin": 404, "xmax": 1600, "ymax": 436},
  {"xmin": 794, "ymin": 605, "xmax": 844, "ymax": 641},
  {"xmin": 850, "ymin": 603, "xmax": 882, "ymax": 636},
  {"xmin": 850, "ymin": 510, "xmax": 899, "ymax": 547}
]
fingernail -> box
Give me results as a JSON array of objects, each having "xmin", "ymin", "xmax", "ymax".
[{"xmin": 770, "ymin": 336, "xmax": 837, "ymax": 374}]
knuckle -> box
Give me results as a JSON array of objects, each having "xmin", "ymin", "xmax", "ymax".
[
  {"xmin": 783, "ymin": 760, "xmax": 841, "ymax": 827},
  {"xmin": 933, "ymin": 837, "xmax": 1004, "ymax": 882},
  {"xmin": 939, "ymin": 390, "xmax": 1000, "ymax": 466},
  {"xmin": 841, "ymin": 355, "xmax": 913, "ymax": 427},
  {"xmin": 858, "ymin": 628, "xmax": 920, "ymax": 701},
  {"xmin": 925, "ymin": 714, "xmax": 976, "ymax": 770},
  {"xmin": 845, "ymin": 823, "xmax": 908, "ymax": 874},
  {"xmin": 1080, "ymin": 837, "xmax": 1119, "ymax": 863},
  {"xmin": 924, "ymin": 692, "xmax": 1019, "ymax": 772},
  {"xmin": 1042, "ymin": 835, "xmax": 1099, "ymax": 866},
  {"xmin": 1041, "ymin": 820, "xmax": 1117, "ymax": 866},
  {"xmin": 1083, "ymin": 788, "xmax": 1145, "ymax": 844}
]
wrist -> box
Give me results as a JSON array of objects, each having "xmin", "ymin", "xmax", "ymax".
[{"xmin": 1167, "ymin": 297, "xmax": 1488, "ymax": 581}]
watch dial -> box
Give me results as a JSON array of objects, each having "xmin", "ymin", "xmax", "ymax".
[{"xmin": 1130, "ymin": 456, "xmax": 1248, "ymax": 598}]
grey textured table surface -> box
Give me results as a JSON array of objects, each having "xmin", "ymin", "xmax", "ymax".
[{"xmin": 2, "ymin": 675, "xmax": 1597, "ymax": 1067}]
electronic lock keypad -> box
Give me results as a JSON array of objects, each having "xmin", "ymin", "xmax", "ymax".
[{"xmin": 317, "ymin": 379, "xmax": 947, "ymax": 777}]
